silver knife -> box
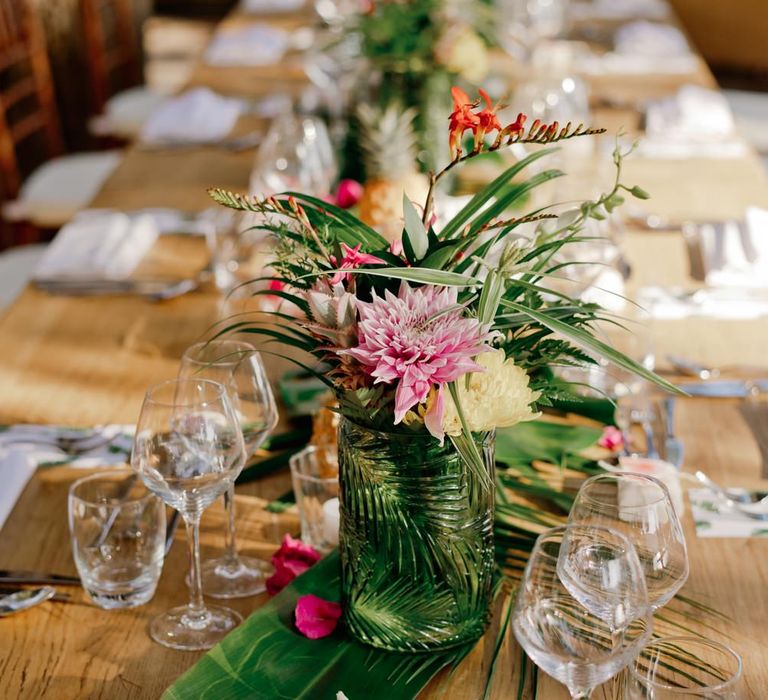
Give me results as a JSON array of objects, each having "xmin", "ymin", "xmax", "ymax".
[
  {"xmin": 677, "ymin": 380, "xmax": 768, "ymax": 398},
  {"xmin": 0, "ymin": 570, "xmax": 81, "ymax": 586}
]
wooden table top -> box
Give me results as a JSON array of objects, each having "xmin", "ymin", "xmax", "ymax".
[{"xmin": 1, "ymin": 4, "xmax": 767, "ymax": 699}]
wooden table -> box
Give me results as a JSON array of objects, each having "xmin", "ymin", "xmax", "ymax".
[{"xmin": 1, "ymin": 4, "xmax": 768, "ymax": 699}]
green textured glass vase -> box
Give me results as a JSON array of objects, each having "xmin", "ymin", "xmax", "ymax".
[{"xmin": 338, "ymin": 417, "xmax": 495, "ymax": 652}]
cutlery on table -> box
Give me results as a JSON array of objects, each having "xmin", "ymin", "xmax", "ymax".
[
  {"xmin": 666, "ymin": 354, "xmax": 721, "ymax": 381},
  {"xmin": 34, "ymin": 277, "xmax": 199, "ymax": 301},
  {"xmin": 692, "ymin": 471, "xmax": 768, "ymax": 520},
  {"xmin": 663, "ymin": 397, "xmax": 684, "ymax": 468},
  {"xmin": 0, "ymin": 570, "xmax": 80, "ymax": 586},
  {"xmin": 0, "ymin": 427, "xmax": 127, "ymax": 458},
  {"xmin": 0, "ymin": 587, "xmax": 59, "ymax": 616}
]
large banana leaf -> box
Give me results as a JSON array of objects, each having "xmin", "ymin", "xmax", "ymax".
[{"xmin": 162, "ymin": 551, "xmax": 473, "ymax": 700}]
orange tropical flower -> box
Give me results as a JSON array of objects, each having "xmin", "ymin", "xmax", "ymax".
[
  {"xmin": 448, "ymin": 86, "xmax": 479, "ymax": 159},
  {"xmin": 473, "ymin": 88, "xmax": 502, "ymax": 150}
]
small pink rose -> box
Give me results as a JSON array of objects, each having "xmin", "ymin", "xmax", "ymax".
[
  {"xmin": 295, "ymin": 594, "xmax": 342, "ymax": 639},
  {"xmin": 598, "ymin": 425, "xmax": 624, "ymax": 451},
  {"xmin": 335, "ymin": 179, "xmax": 363, "ymax": 209}
]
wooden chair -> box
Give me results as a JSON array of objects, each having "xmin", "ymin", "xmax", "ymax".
[
  {"xmin": 81, "ymin": 0, "xmax": 143, "ymax": 118},
  {"xmin": 0, "ymin": 0, "xmax": 122, "ymax": 236},
  {"xmin": 0, "ymin": 0, "xmax": 64, "ymax": 201}
]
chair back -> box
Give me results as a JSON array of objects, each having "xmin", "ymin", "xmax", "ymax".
[
  {"xmin": 0, "ymin": 0, "xmax": 63, "ymax": 198},
  {"xmin": 81, "ymin": 0, "xmax": 142, "ymax": 115}
]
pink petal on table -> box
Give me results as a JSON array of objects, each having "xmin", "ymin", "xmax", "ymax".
[{"xmin": 295, "ymin": 594, "xmax": 343, "ymax": 639}]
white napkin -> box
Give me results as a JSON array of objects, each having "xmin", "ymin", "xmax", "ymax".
[
  {"xmin": 239, "ymin": 0, "xmax": 305, "ymax": 13},
  {"xmin": 0, "ymin": 450, "xmax": 36, "ymax": 531},
  {"xmin": 577, "ymin": 21, "xmax": 697, "ymax": 75},
  {"xmin": 205, "ymin": 25, "xmax": 289, "ymax": 67},
  {"xmin": 689, "ymin": 488, "xmax": 768, "ymax": 538},
  {"xmin": 140, "ymin": 88, "xmax": 244, "ymax": 144},
  {"xmin": 704, "ymin": 208, "xmax": 768, "ymax": 288},
  {"xmin": 34, "ymin": 211, "xmax": 158, "ymax": 280},
  {"xmin": 640, "ymin": 85, "xmax": 748, "ymax": 159},
  {"xmin": 638, "ymin": 285, "xmax": 768, "ymax": 320},
  {"xmin": 0, "ymin": 425, "xmax": 134, "ymax": 531}
]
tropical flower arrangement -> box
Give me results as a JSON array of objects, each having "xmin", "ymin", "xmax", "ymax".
[{"xmin": 210, "ymin": 86, "xmax": 673, "ymax": 478}]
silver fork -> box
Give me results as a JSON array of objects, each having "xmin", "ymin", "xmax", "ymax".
[{"xmin": 0, "ymin": 429, "xmax": 127, "ymax": 458}]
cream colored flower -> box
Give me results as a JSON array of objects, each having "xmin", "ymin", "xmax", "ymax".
[
  {"xmin": 434, "ymin": 24, "xmax": 489, "ymax": 84},
  {"xmin": 442, "ymin": 349, "xmax": 540, "ymax": 436}
]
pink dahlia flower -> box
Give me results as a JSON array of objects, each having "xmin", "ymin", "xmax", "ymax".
[{"xmin": 344, "ymin": 282, "xmax": 495, "ymax": 427}]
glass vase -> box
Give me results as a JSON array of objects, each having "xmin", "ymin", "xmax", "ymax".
[{"xmin": 338, "ymin": 417, "xmax": 495, "ymax": 652}]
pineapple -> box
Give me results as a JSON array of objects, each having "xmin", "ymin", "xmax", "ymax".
[{"xmin": 356, "ymin": 103, "xmax": 429, "ymax": 242}]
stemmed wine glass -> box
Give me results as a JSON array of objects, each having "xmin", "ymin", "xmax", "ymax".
[
  {"xmin": 131, "ymin": 379, "xmax": 247, "ymax": 650},
  {"xmin": 568, "ymin": 473, "xmax": 689, "ymax": 610},
  {"xmin": 179, "ymin": 340, "xmax": 278, "ymax": 598},
  {"xmin": 513, "ymin": 524, "xmax": 653, "ymax": 699}
]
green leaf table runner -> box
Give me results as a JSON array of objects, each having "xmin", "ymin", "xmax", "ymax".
[{"xmin": 163, "ymin": 551, "xmax": 473, "ymax": 700}]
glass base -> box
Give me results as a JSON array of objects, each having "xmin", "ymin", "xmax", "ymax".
[
  {"xmin": 199, "ymin": 555, "xmax": 271, "ymax": 599},
  {"xmin": 149, "ymin": 604, "xmax": 242, "ymax": 650}
]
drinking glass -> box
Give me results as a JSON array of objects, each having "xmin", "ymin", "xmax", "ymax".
[
  {"xmin": 512, "ymin": 525, "xmax": 652, "ymax": 699},
  {"xmin": 496, "ymin": 0, "xmax": 568, "ymax": 61},
  {"xmin": 131, "ymin": 378, "xmax": 247, "ymax": 650},
  {"xmin": 68, "ymin": 470, "xmax": 166, "ymax": 609},
  {"xmin": 179, "ymin": 340, "xmax": 278, "ymax": 598},
  {"xmin": 249, "ymin": 112, "xmax": 336, "ymax": 198},
  {"xmin": 626, "ymin": 637, "xmax": 743, "ymax": 699},
  {"xmin": 568, "ymin": 473, "xmax": 689, "ymax": 610},
  {"xmin": 289, "ymin": 446, "xmax": 339, "ymax": 552}
]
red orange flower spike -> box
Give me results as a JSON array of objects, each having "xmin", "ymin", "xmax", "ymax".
[
  {"xmin": 473, "ymin": 89, "xmax": 503, "ymax": 152},
  {"xmin": 448, "ymin": 86, "xmax": 479, "ymax": 160}
]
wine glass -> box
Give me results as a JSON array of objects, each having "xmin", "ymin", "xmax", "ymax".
[
  {"xmin": 512, "ymin": 524, "xmax": 652, "ymax": 699},
  {"xmin": 626, "ymin": 636, "xmax": 743, "ymax": 699},
  {"xmin": 179, "ymin": 340, "xmax": 278, "ymax": 598},
  {"xmin": 249, "ymin": 112, "xmax": 336, "ymax": 198},
  {"xmin": 131, "ymin": 379, "xmax": 247, "ymax": 650},
  {"xmin": 568, "ymin": 473, "xmax": 689, "ymax": 610}
]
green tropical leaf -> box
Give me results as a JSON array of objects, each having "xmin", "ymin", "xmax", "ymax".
[
  {"xmin": 500, "ymin": 299, "xmax": 685, "ymax": 395},
  {"xmin": 402, "ymin": 194, "xmax": 429, "ymax": 260},
  {"xmin": 355, "ymin": 267, "xmax": 480, "ymax": 287}
]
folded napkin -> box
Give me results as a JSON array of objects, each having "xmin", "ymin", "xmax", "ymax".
[
  {"xmin": 239, "ymin": 0, "xmax": 305, "ymax": 13},
  {"xmin": 34, "ymin": 211, "xmax": 158, "ymax": 280},
  {"xmin": 205, "ymin": 25, "xmax": 289, "ymax": 67},
  {"xmin": 689, "ymin": 488, "xmax": 768, "ymax": 538},
  {"xmin": 0, "ymin": 425, "xmax": 134, "ymax": 530},
  {"xmin": 140, "ymin": 88, "xmax": 244, "ymax": 144},
  {"xmin": 704, "ymin": 208, "xmax": 768, "ymax": 289},
  {"xmin": 640, "ymin": 85, "xmax": 748, "ymax": 159},
  {"xmin": 638, "ymin": 285, "xmax": 768, "ymax": 320}
]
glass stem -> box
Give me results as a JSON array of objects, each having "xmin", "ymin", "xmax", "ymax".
[
  {"xmin": 184, "ymin": 513, "xmax": 208, "ymax": 623},
  {"xmin": 223, "ymin": 484, "xmax": 239, "ymax": 564},
  {"xmin": 570, "ymin": 689, "xmax": 593, "ymax": 699}
]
